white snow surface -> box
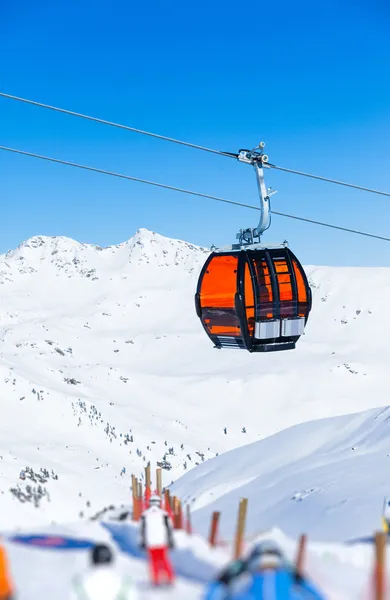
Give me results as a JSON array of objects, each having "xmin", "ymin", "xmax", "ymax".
[
  {"xmin": 1, "ymin": 520, "xmax": 387, "ymax": 599},
  {"xmin": 2, "ymin": 520, "xmax": 226, "ymax": 599},
  {"xmin": 1, "ymin": 227, "xmax": 390, "ymax": 596}
]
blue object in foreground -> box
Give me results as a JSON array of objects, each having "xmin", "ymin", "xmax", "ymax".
[
  {"xmin": 204, "ymin": 562, "xmax": 326, "ymax": 599},
  {"xmin": 9, "ymin": 534, "xmax": 95, "ymax": 550},
  {"xmin": 251, "ymin": 569, "xmax": 325, "ymax": 599}
]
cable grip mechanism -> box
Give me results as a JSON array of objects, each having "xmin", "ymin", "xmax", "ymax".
[{"xmin": 236, "ymin": 142, "xmax": 277, "ymax": 246}]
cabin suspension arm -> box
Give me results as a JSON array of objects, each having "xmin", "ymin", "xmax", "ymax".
[{"xmin": 236, "ymin": 143, "xmax": 277, "ymax": 245}]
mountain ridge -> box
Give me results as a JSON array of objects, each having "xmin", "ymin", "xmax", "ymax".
[{"xmin": 0, "ymin": 229, "xmax": 210, "ymax": 286}]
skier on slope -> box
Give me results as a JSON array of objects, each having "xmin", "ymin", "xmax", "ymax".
[
  {"xmin": 203, "ymin": 540, "xmax": 325, "ymax": 599},
  {"xmin": 70, "ymin": 543, "xmax": 138, "ymax": 600},
  {"xmin": 139, "ymin": 494, "xmax": 175, "ymax": 586}
]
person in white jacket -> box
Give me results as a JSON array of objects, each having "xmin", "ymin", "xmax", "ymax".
[
  {"xmin": 70, "ymin": 543, "xmax": 138, "ymax": 600},
  {"xmin": 139, "ymin": 495, "xmax": 175, "ymax": 586}
]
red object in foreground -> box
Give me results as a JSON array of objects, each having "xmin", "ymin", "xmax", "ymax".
[{"xmin": 147, "ymin": 547, "xmax": 174, "ymax": 585}]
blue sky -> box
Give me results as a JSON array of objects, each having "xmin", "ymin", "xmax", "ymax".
[{"xmin": 1, "ymin": 0, "xmax": 390, "ymax": 265}]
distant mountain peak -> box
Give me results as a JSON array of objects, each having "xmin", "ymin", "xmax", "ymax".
[
  {"xmin": 123, "ymin": 228, "xmax": 209, "ymax": 268},
  {"xmin": 7, "ymin": 234, "xmax": 92, "ymax": 257},
  {"xmin": 0, "ymin": 229, "xmax": 210, "ymax": 285}
]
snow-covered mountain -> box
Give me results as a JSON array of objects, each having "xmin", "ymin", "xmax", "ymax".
[{"xmin": 0, "ymin": 227, "xmax": 389, "ymax": 537}]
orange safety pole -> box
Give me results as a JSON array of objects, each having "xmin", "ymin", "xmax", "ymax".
[
  {"xmin": 145, "ymin": 465, "xmax": 151, "ymax": 488},
  {"xmin": 144, "ymin": 485, "xmax": 151, "ymax": 507},
  {"xmin": 374, "ymin": 531, "xmax": 386, "ymax": 600},
  {"xmin": 295, "ymin": 534, "xmax": 307, "ymax": 577},
  {"xmin": 209, "ymin": 511, "xmax": 221, "ymax": 547},
  {"xmin": 133, "ymin": 496, "xmax": 142, "ymax": 521},
  {"xmin": 131, "ymin": 475, "xmax": 137, "ymax": 499},
  {"xmin": 133, "ymin": 478, "xmax": 142, "ymax": 522},
  {"xmin": 144, "ymin": 465, "xmax": 151, "ymax": 506},
  {"xmin": 0, "ymin": 542, "xmax": 14, "ymax": 599},
  {"xmin": 233, "ymin": 498, "xmax": 248, "ymax": 559},
  {"xmin": 186, "ymin": 504, "xmax": 192, "ymax": 535}
]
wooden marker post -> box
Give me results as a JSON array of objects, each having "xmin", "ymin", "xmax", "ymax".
[
  {"xmin": 145, "ymin": 465, "xmax": 151, "ymax": 488},
  {"xmin": 186, "ymin": 504, "xmax": 192, "ymax": 535},
  {"xmin": 209, "ymin": 511, "xmax": 221, "ymax": 547},
  {"xmin": 131, "ymin": 475, "xmax": 138, "ymax": 520},
  {"xmin": 156, "ymin": 468, "xmax": 162, "ymax": 496},
  {"xmin": 233, "ymin": 498, "xmax": 248, "ymax": 559},
  {"xmin": 177, "ymin": 500, "xmax": 183, "ymax": 529},
  {"xmin": 131, "ymin": 475, "xmax": 137, "ymax": 497},
  {"xmin": 374, "ymin": 531, "xmax": 386, "ymax": 600},
  {"xmin": 295, "ymin": 534, "xmax": 307, "ymax": 577},
  {"xmin": 172, "ymin": 496, "xmax": 180, "ymax": 529},
  {"xmin": 164, "ymin": 489, "xmax": 172, "ymax": 515}
]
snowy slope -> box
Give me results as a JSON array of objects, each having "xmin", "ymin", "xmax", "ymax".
[
  {"xmin": 0, "ymin": 227, "xmax": 389, "ymax": 534},
  {"xmin": 172, "ymin": 406, "xmax": 390, "ymax": 543}
]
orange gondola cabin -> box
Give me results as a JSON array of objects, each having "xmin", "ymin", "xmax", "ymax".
[
  {"xmin": 194, "ymin": 144, "xmax": 312, "ymax": 352},
  {"xmin": 195, "ymin": 246, "xmax": 311, "ymax": 352}
]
